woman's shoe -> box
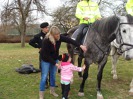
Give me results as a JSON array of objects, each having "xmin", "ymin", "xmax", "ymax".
[
  {"xmin": 39, "ymin": 91, "xmax": 44, "ymax": 99},
  {"xmin": 50, "ymin": 87, "xmax": 59, "ymax": 97}
]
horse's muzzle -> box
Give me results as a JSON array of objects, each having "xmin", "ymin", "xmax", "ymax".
[{"xmin": 125, "ymin": 55, "xmax": 131, "ymax": 61}]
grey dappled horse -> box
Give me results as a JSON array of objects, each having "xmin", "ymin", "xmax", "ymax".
[{"xmin": 67, "ymin": 14, "xmax": 133, "ymax": 99}]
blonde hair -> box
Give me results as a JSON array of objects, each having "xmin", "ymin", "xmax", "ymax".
[{"xmin": 46, "ymin": 26, "xmax": 60, "ymax": 45}]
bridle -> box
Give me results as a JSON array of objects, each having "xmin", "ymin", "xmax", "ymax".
[
  {"xmin": 116, "ymin": 22, "xmax": 133, "ymax": 54},
  {"xmin": 90, "ymin": 19, "xmax": 133, "ymax": 57}
]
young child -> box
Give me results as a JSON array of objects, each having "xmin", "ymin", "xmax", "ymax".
[{"xmin": 58, "ymin": 53, "xmax": 86, "ymax": 99}]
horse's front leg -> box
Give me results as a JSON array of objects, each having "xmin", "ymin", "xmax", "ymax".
[
  {"xmin": 97, "ymin": 57, "xmax": 107, "ymax": 99},
  {"xmin": 110, "ymin": 46, "xmax": 120, "ymax": 79},
  {"xmin": 78, "ymin": 58, "xmax": 90, "ymax": 96},
  {"xmin": 111, "ymin": 52, "xmax": 120, "ymax": 79},
  {"xmin": 129, "ymin": 78, "xmax": 133, "ymax": 96},
  {"xmin": 78, "ymin": 55, "xmax": 83, "ymax": 78}
]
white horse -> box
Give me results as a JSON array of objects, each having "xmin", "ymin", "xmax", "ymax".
[
  {"xmin": 111, "ymin": 40, "xmax": 133, "ymax": 79},
  {"xmin": 111, "ymin": 14, "xmax": 133, "ymax": 96},
  {"xmin": 111, "ymin": 40, "xmax": 133, "ymax": 96}
]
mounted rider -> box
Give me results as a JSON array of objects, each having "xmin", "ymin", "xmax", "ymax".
[
  {"xmin": 72, "ymin": 0, "xmax": 102, "ymax": 46},
  {"xmin": 126, "ymin": 0, "xmax": 133, "ymax": 16}
]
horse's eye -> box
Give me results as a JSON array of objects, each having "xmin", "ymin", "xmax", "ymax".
[{"xmin": 123, "ymin": 29, "xmax": 126, "ymax": 33}]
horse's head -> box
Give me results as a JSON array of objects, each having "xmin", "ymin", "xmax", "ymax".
[{"xmin": 116, "ymin": 14, "xmax": 133, "ymax": 60}]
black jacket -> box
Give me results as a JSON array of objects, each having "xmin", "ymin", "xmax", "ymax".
[
  {"xmin": 29, "ymin": 31, "xmax": 46, "ymax": 48},
  {"xmin": 40, "ymin": 35, "xmax": 80, "ymax": 65}
]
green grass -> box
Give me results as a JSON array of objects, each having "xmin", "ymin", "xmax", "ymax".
[{"xmin": 0, "ymin": 43, "xmax": 133, "ymax": 99}]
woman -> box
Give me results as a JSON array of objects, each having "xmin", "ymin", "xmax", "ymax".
[{"xmin": 39, "ymin": 26, "xmax": 86, "ymax": 99}]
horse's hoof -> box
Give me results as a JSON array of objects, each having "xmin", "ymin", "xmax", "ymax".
[
  {"xmin": 97, "ymin": 93, "xmax": 104, "ymax": 99},
  {"xmin": 78, "ymin": 92, "xmax": 84, "ymax": 97},
  {"xmin": 113, "ymin": 75, "xmax": 118, "ymax": 80},
  {"xmin": 129, "ymin": 89, "xmax": 133, "ymax": 96}
]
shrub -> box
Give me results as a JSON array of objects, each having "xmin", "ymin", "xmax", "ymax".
[{"xmin": 0, "ymin": 33, "xmax": 33, "ymax": 43}]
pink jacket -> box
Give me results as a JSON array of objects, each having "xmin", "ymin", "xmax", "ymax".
[{"xmin": 59, "ymin": 62, "xmax": 84, "ymax": 82}]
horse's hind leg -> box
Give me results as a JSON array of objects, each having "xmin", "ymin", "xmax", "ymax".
[
  {"xmin": 97, "ymin": 57, "xmax": 107, "ymax": 99},
  {"xmin": 129, "ymin": 78, "xmax": 133, "ymax": 96},
  {"xmin": 72, "ymin": 54, "xmax": 76, "ymax": 64},
  {"xmin": 111, "ymin": 47, "xmax": 120, "ymax": 79},
  {"xmin": 67, "ymin": 44, "xmax": 76, "ymax": 64},
  {"xmin": 78, "ymin": 58, "xmax": 90, "ymax": 96},
  {"xmin": 78, "ymin": 55, "xmax": 83, "ymax": 78}
]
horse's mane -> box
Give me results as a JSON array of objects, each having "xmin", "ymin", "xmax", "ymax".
[
  {"xmin": 91, "ymin": 16, "xmax": 120, "ymax": 35},
  {"xmin": 126, "ymin": 14, "xmax": 133, "ymax": 23}
]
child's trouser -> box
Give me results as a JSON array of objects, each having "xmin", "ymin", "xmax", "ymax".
[{"xmin": 61, "ymin": 83, "xmax": 70, "ymax": 99}]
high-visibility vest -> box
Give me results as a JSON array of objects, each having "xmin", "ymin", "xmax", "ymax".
[
  {"xmin": 75, "ymin": 0, "xmax": 101, "ymax": 24},
  {"xmin": 126, "ymin": 0, "xmax": 133, "ymax": 16}
]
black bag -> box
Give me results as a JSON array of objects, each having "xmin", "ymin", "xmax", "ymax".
[{"xmin": 16, "ymin": 64, "xmax": 41, "ymax": 74}]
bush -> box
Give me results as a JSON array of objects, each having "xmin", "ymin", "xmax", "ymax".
[
  {"xmin": 0, "ymin": 33, "xmax": 33, "ymax": 43},
  {"xmin": 0, "ymin": 33, "xmax": 9, "ymax": 42}
]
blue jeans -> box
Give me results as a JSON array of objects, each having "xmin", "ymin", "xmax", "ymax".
[
  {"xmin": 71, "ymin": 24, "xmax": 89, "ymax": 44},
  {"xmin": 40, "ymin": 60, "xmax": 57, "ymax": 91}
]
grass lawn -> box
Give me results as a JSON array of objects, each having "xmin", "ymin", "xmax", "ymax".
[{"xmin": 0, "ymin": 43, "xmax": 133, "ymax": 99}]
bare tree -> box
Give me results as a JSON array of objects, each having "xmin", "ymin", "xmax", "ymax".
[
  {"xmin": 99, "ymin": 0, "xmax": 127, "ymax": 16},
  {"xmin": 50, "ymin": 0, "xmax": 127, "ymax": 33},
  {"xmin": 50, "ymin": 1, "xmax": 79, "ymax": 32},
  {"xmin": 1, "ymin": 0, "xmax": 47, "ymax": 47}
]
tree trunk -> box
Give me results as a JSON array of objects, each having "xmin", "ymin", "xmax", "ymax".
[
  {"xmin": 21, "ymin": 32, "xmax": 25, "ymax": 47},
  {"xmin": 20, "ymin": 22, "xmax": 26, "ymax": 48}
]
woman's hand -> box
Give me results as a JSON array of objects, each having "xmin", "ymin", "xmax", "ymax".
[
  {"xmin": 55, "ymin": 63, "xmax": 60, "ymax": 67},
  {"xmin": 80, "ymin": 45, "xmax": 87, "ymax": 52}
]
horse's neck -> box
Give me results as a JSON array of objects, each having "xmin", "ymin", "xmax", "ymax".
[{"xmin": 95, "ymin": 32, "xmax": 115, "ymax": 44}]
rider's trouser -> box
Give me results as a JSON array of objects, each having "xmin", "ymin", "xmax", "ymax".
[{"xmin": 71, "ymin": 23, "xmax": 88, "ymax": 44}]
